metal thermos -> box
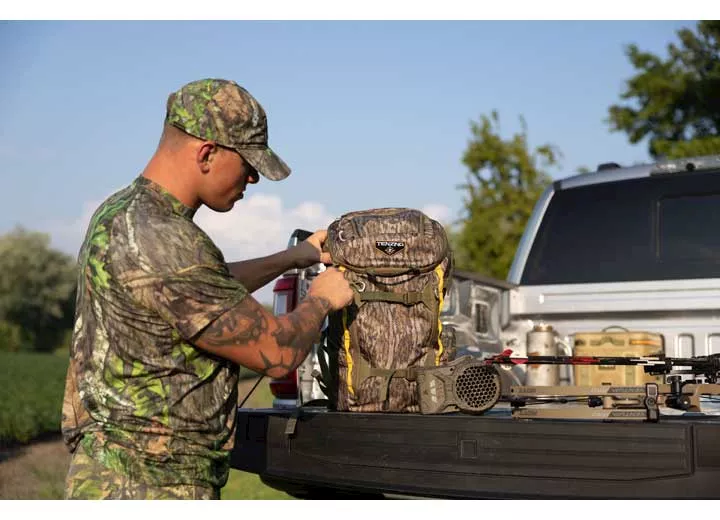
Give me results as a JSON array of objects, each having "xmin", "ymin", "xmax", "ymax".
[{"xmin": 526, "ymin": 324, "xmax": 560, "ymax": 386}]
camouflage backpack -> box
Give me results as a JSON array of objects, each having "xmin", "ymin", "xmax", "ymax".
[{"xmin": 318, "ymin": 208, "xmax": 454, "ymax": 412}]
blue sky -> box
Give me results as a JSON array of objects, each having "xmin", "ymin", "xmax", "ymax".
[{"xmin": 0, "ymin": 20, "xmax": 692, "ymax": 299}]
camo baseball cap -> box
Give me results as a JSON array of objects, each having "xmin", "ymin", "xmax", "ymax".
[{"xmin": 165, "ymin": 78, "xmax": 291, "ymax": 181}]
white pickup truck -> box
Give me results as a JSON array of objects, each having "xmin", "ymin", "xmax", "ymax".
[{"xmin": 230, "ymin": 154, "xmax": 720, "ymax": 499}]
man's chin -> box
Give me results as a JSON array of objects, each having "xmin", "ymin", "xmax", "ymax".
[
  {"xmin": 204, "ymin": 194, "xmax": 243, "ymax": 213},
  {"xmin": 207, "ymin": 202, "xmax": 235, "ymax": 213}
]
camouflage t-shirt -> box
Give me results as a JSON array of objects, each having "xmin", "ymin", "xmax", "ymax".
[{"xmin": 61, "ymin": 176, "xmax": 248, "ymax": 489}]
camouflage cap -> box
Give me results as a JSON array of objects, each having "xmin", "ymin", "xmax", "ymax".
[{"xmin": 165, "ymin": 78, "xmax": 291, "ymax": 181}]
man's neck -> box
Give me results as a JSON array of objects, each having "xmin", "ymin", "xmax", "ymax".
[{"xmin": 141, "ymin": 155, "xmax": 201, "ymax": 210}]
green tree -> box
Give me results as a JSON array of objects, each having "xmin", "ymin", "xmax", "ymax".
[
  {"xmin": 0, "ymin": 227, "xmax": 77, "ymax": 352},
  {"xmin": 608, "ymin": 21, "xmax": 720, "ymax": 159},
  {"xmin": 454, "ymin": 112, "xmax": 559, "ymax": 279}
]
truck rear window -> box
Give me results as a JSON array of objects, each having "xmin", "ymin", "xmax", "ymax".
[{"xmin": 521, "ymin": 169, "xmax": 720, "ymax": 285}]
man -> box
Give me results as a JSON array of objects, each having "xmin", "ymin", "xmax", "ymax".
[{"xmin": 61, "ymin": 78, "xmax": 353, "ymax": 499}]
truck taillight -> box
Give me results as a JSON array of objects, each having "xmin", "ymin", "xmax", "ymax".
[
  {"xmin": 272, "ymin": 275, "xmax": 297, "ymax": 316},
  {"xmin": 269, "ymin": 275, "xmax": 299, "ymax": 399}
]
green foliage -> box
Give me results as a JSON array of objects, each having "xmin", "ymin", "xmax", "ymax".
[
  {"xmin": 0, "ymin": 320, "xmax": 31, "ymax": 352},
  {"xmin": 454, "ymin": 111, "xmax": 558, "ymax": 279},
  {"xmin": 0, "ymin": 351, "xmax": 68, "ymax": 443},
  {"xmin": 0, "ymin": 227, "xmax": 77, "ymax": 352},
  {"xmin": 52, "ymin": 329, "xmax": 74, "ymax": 358},
  {"xmin": 608, "ymin": 21, "xmax": 720, "ymax": 159}
]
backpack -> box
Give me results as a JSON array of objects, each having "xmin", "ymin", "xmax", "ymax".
[{"xmin": 317, "ymin": 208, "xmax": 454, "ymax": 412}]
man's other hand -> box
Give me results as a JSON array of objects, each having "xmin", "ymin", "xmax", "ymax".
[{"xmin": 305, "ymin": 229, "xmax": 332, "ymax": 265}]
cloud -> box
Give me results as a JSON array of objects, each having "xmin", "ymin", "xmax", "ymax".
[
  {"xmin": 195, "ymin": 194, "xmax": 336, "ymax": 262},
  {"xmin": 46, "ymin": 198, "xmax": 105, "ymax": 258},
  {"xmin": 196, "ymin": 194, "xmax": 336, "ymax": 303},
  {"xmin": 46, "ymin": 193, "xmax": 452, "ymax": 304},
  {"xmin": 46, "ymin": 192, "xmax": 335, "ymax": 303},
  {"xmin": 421, "ymin": 203, "xmax": 452, "ymax": 225}
]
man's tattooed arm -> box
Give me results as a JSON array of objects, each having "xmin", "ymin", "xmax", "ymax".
[{"xmin": 193, "ymin": 294, "xmax": 332, "ymax": 378}]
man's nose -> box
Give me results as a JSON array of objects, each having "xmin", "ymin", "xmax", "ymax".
[{"xmin": 248, "ymin": 169, "xmax": 260, "ymax": 184}]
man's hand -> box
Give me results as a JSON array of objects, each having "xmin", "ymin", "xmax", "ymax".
[
  {"xmin": 308, "ymin": 267, "xmax": 354, "ymax": 310},
  {"xmin": 304, "ymin": 229, "xmax": 332, "ymax": 265}
]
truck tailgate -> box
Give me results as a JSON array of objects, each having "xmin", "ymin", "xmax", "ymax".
[{"xmin": 230, "ymin": 408, "xmax": 720, "ymax": 499}]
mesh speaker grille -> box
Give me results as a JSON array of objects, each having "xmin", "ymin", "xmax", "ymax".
[{"xmin": 455, "ymin": 365, "xmax": 500, "ymax": 411}]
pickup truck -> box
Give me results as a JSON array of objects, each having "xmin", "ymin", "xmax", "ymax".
[{"xmin": 230, "ymin": 154, "xmax": 720, "ymax": 499}]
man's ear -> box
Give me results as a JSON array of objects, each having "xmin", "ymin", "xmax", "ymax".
[{"xmin": 197, "ymin": 142, "xmax": 217, "ymax": 174}]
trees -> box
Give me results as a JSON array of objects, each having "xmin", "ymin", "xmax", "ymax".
[
  {"xmin": 0, "ymin": 227, "xmax": 77, "ymax": 352},
  {"xmin": 608, "ymin": 21, "xmax": 720, "ymax": 159},
  {"xmin": 454, "ymin": 23, "xmax": 719, "ymax": 280},
  {"xmin": 453, "ymin": 112, "xmax": 559, "ymax": 279}
]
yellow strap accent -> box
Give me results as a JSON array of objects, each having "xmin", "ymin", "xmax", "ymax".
[
  {"xmin": 342, "ymin": 307, "xmax": 355, "ymax": 397},
  {"xmin": 434, "ymin": 265, "xmax": 445, "ymax": 365},
  {"xmin": 338, "ymin": 266, "xmax": 355, "ymax": 396}
]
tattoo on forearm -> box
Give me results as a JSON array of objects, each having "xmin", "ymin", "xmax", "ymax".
[
  {"xmin": 201, "ymin": 304, "xmax": 267, "ymax": 347},
  {"xmin": 263, "ymin": 296, "xmax": 332, "ymax": 372},
  {"xmin": 198, "ymin": 295, "xmax": 332, "ymax": 377}
]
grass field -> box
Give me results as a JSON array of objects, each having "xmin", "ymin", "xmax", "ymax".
[{"xmin": 0, "ymin": 351, "xmax": 291, "ymax": 500}]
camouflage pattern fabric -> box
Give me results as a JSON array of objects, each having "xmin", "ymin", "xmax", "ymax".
[
  {"xmin": 324, "ymin": 208, "xmax": 453, "ymax": 412},
  {"xmin": 65, "ymin": 439, "xmax": 219, "ymax": 500},
  {"xmin": 165, "ymin": 78, "xmax": 291, "ymax": 181},
  {"xmin": 326, "ymin": 208, "xmax": 450, "ymax": 275},
  {"xmin": 62, "ymin": 176, "xmax": 248, "ymax": 496}
]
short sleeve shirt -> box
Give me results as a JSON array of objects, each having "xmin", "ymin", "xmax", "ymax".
[{"xmin": 61, "ymin": 176, "xmax": 248, "ymax": 489}]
